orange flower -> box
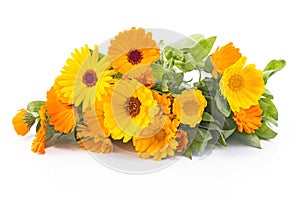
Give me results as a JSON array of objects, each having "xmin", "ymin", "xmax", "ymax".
[
  {"xmin": 233, "ymin": 105, "xmax": 263, "ymax": 134},
  {"xmin": 31, "ymin": 106, "xmax": 47, "ymax": 154},
  {"xmin": 152, "ymin": 91, "xmax": 172, "ymax": 115},
  {"xmin": 108, "ymin": 27, "xmax": 160, "ymax": 74},
  {"xmin": 77, "ymin": 124, "xmax": 113, "ymax": 153},
  {"xmin": 133, "ymin": 118, "xmax": 180, "ymax": 161},
  {"xmin": 45, "ymin": 87, "xmax": 78, "ymax": 133},
  {"xmin": 12, "ymin": 109, "xmax": 35, "ymax": 136},
  {"xmin": 122, "ymin": 65, "xmax": 156, "ymax": 87},
  {"xmin": 175, "ymin": 130, "xmax": 188, "ymax": 152},
  {"xmin": 82, "ymin": 101, "xmax": 111, "ymax": 138},
  {"xmin": 211, "ymin": 42, "xmax": 242, "ymax": 78}
]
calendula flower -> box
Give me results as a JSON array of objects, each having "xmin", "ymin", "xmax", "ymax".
[
  {"xmin": 12, "ymin": 109, "xmax": 35, "ymax": 136},
  {"xmin": 138, "ymin": 92, "xmax": 173, "ymax": 138},
  {"xmin": 233, "ymin": 105, "xmax": 263, "ymax": 134},
  {"xmin": 133, "ymin": 118, "xmax": 180, "ymax": 161},
  {"xmin": 54, "ymin": 45, "xmax": 91, "ymax": 104},
  {"xmin": 31, "ymin": 106, "xmax": 47, "ymax": 154},
  {"xmin": 175, "ymin": 130, "xmax": 188, "ymax": 152},
  {"xmin": 211, "ymin": 42, "xmax": 242, "ymax": 78},
  {"xmin": 122, "ymin": 65, "xmax": 156, "ymax": 87},
  {"xmin": 173, "ymin": 89, "xmax": 207, "ymax": 128},
  {"xmin": 82, "ymin": 101, "xmax": 110, "ymax": 138},
  {"xmin": 219, "ymin": 57, "xmax": 265, "ymax": 112},
  {"xmin": 77, "ymin": 124, "xmax": 113, "ymax": 153},
  {"xmin": 152, "ymin": 91, "xmax": 172, "ymax": 115},
  {"xmin": 55, "ymin": 45, "xmax": 115, "ymax": 111},
  {"xmin": 103, "ymin": 79, "xmax": 158, "ymax": 142},
  {"xmin": 45, "ymin": 87, "xmax": 78, "ymax": 133},
  {"xmin": 108, "ymin": 27, "xmax": 160, "ymax": 74}
]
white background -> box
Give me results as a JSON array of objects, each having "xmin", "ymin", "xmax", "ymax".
[{"xmin": 0, "ymin": 0, "xmax": 299, "ymax": 199}]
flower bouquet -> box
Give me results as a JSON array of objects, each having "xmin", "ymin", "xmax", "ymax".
[{"xmin": 12, "ymin": 27, "xmax": 285, "ymax": 160}]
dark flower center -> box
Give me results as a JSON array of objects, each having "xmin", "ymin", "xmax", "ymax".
[
  {"xmin": 83, "ymin": 70, "xmax": 98, "ymax": 87},
  {"xmin": 127, "ymin": 97, "xmax": 141, "ymax": 117},
  {"xmin": 155, "ymin": 130, "xmax": 166, "ymax": 142},
  {"xmin": 228, "ymin": 74, "xmax": 244, "ymax": 91},
  {"xmin": 127, "ymin": 49, "xmax": 143, "ymax": 65}
]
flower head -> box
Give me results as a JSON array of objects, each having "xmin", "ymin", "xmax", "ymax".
[
  {"xmin": 103, "ymin": 79, "xmax": 159, "ymax": 142},
  {"xmin": 173, "ymin": 89, "xmax": 207, "ymax": 128},
  {"xmin": 133, "ymin": 118, "xmax": 180, "ymax": 161},
  {"xmin": 12, "ymin": 109, "xmax": 35, "ymax": 136},
  {"xmin": 45, "ymin": 87, "xmax": 78, "ymax": 133},
  {"xmin": 54, "ymin": 45, "xmax": 115, "ymax": 111},
  {"xmin": 219, "ymin": 57, "xmax": 265, "ymax": 112},
  {"xmin": 54, "ymin": 45, "xmax": 91, "ymax": 104},
  {"xmin": 108, "ymin": 27, "xmax": 160, "ymax": 74},
  {"xmin": 211, "ymin": 42, "xmax": 242, "ymax": 78},
  {"xmin": 175, "ymin": 130, "xmax": 188, "ymax": 152},
  {"xmin": 233, "ymin": 105, "xmax": 263, "ymax": 134},
  {"xmin": 77, "ymin": 124, "xmax": 113, "ymax": 153},
  {"xmin": 82, "ymin": 101, "xmax": 111, "ymax": 138},
  {"xmin": 122, "ymin": 65, "xmax": 156, "ymax": 87}
]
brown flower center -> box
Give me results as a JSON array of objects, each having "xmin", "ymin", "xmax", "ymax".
[
  {"xmin": 127, "ymin": 97, "xmax": 141, "ymax": 117},
  {"xmin": 228, "ymin": 74, "xmax": 244, "ymax": 91},
  {"xmin": 83, "ymin": 70, "xmax": 98, "ymax": 87},
  {"xmin": 183, "ymin": 100, "xmax": 199, "ymax": 116},
  {"xmin": 154, "ymin": 130, "xmax": 166, "ymax": 142},
  {"xmin": 127, "ymin": 49, "xmax": 143, "ymax": 65}
]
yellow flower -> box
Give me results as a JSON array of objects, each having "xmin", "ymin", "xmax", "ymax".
[
  {"xmin": 54, "ymin": 45, "xmax": 90, "ymax": 104},
  {"xmin": 137, "ymin": 92, "xmax": 173, "ymax": 139},
  {"xmin": 133, "ymin": 118, "xmax": 180, "ymax": 161},
  {"xmin": 122, "ymin": 65, "xmax": 156, "ymax": 87},
  {"xmin": 31, "ymin": 106, "xmax": 47, "ymax": 154},
  {"xmin": 211, "ymin": 42, "xmax": 242, "ymax": 78},
  {"xmin": 173, "ymin": 89, "xmax": 207, "ymax": 128},
  {"xmin": 45, "ymin": 87, "xmax": 78, "ymax": 133},
  {"xmin": 55, "ymin": 45, "xmax": 115, "ymax": 111},
  {"xmin": 82, "ymin": 101, "xmax": 110, "ymax": 138},
  {"xmin": 76, "ymin": 124, "xmax": 113, "ymax": 153},
  {"xmin": 12, "ymin": 109, "xmax": 35, "ymax": 136},
  {"xmin": 219, "ymin": 57, "xmax": 265, "ymax": 112},
  {"xmin": 233, "ymin": 105, "xmax": 263, "ymax": 134},
  {"xmin": 108, "ymin": 27, "xmax": 160, "ymax": 74},
  {"xmin": 103, "ymin": 79, "xmax": 158, "ymax": 142},
  {"xmin": 175, "ymin": 130, "xmax": 188, "ymax": 152}
]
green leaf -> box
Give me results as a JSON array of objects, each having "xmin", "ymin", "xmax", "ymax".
[
  {"xmin": 170, "ymin": 34, "xmax": 204, "ymax": 49},
  {"xmin": 259, "ymin": 98, "xmax": 278, "ymax": 121},
  {"xmin": 203, "ymin": 56, "xmax": 214, "ymax": 73},
  {"xmin": 218, "ymin": 131, "xmax": 227, "ymax": 146},
  {"xmin": 215, "ymin": 94, "xmax": 231, "ymax": 117},
  {"xmin": 255, "ymin": 122, "xmax": 277, "ymax": 140},
  {"xmin": 195, "ymin": 128, "xmax": 213, "ymax": 142},
  {"xmin": 237, "ymin": 132, "xmax": 261, "ymax": 149},
  {"xmin": 223, "ymin": 128, "xmax": 236, "ymax": 139},
  {"xmin": 184, "ymin": 128, "xmax": 212, "ymax": 158},
  {"xmin": 189, "ymin": 36, "xmax": 217, "ymax": 62},
  {"xmin": 202, "ymin": 112, "xmax": 214, "ymax": 122},
  {"xmin": 163, "ymin": 71, "xmax": 184, "ymax": 93},
  {"xmin": 27, "ymin": 101, "xmax": 45, "ymax": 113},
  {"xmin": 262, "ymin": 89, "xmax": 274, "ymax": 99},
  {"xmin": 184, "ymin": 148, "xmax": 193, "ymax": 159},
  {"xmin": 263, "ymin": 60, "xmax": 286, "ymax": 84},
  {"xmin": 151, "ymin": 64, "xmax": 164, "ymax": 82}
]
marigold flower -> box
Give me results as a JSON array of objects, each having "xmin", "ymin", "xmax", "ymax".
[
  {"xmin": 233, "ymin": 105, "xmax": 263, "ymax": 134},
  {"xmin": 12, "ymin": 109, "xmax": 35, "ymax": 136}
]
